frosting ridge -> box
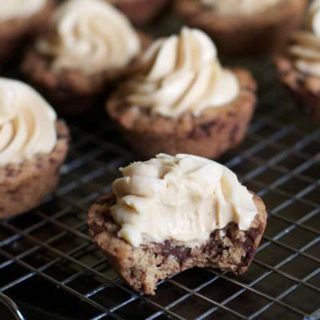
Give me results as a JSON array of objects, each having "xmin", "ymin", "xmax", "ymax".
[
  {"xmin": 125, "ymin": 28, "xmax": 239, "ymax": 118},
  {"xmin": 288, "ymin": 0, "xmax": 320, "ymax": 77},
  {"xmin": 37, "ymin": 0, "xmax": 141, "ymax": 75},
  {"xmin": 111, "ymin": 154, "xmax": 257, "ymax": 247},
  {"xmin": 0, "ymin": 78, "xmax": 57, "ymax": 166}
]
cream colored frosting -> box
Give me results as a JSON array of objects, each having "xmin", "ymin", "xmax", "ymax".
[
  {"xmin": 125, "ymin": 28, "xmax": 239, "ymax": 118},
  {"xmin": 0, "ymin": 0, "xmax": 46, "ymax": 21},
  {"xmin": 111, "ymin": 154, "xmax": 257, "ymax": 247},
  {"xmin": 288, "ymin": 0, "xmax": 320, "ymax": 77},
  {"xmin": 37, "ymin": 0, "xmax": 141, "ymax": 75},
  {"xmin": 0, "ymin": 78, "xmax": 57, "ymax": 166},
  {"xmin": 201, "ymin": 0, "xmax": 282, "ymax": 15}
]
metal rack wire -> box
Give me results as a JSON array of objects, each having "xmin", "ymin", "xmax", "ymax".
[{"xmin": 0, "ymin": 14, "xmax": 319, "ymax": 320}]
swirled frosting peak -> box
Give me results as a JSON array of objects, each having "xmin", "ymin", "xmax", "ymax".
[
  {"xmin": 37, "ymin": 0, "xmax": 141, "ymax": 75},
  {"xmin": 125, "ymin": 28, "xmax": 239, "ymax": 118},
  {"xmin": 288, "ymin": 0, "xmax": 320, "ymax": 77},
  {"xmin": 0, "ymin": 78, "xmax": 57, "ymax": 166},
  {"xmin": 0, "ymin": 0, "xmax": 46, "ymax": 22},
  {"xmin": 201, "ymin": 0, "xmax": 282, "ymax": 15},
  {"xmin": 111, "ymin": 154, "xmax": 257, "ymax": 247}
]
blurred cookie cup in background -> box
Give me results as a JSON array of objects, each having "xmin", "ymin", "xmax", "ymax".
[
  {"xmin": 175, "ymin": 0, "xmax": 308, "ymax": 55},
  {"xmin": 275, "ymin": 0, "xmax": 320, "ymax": 122},
  {"xmin": 0, "ymin": 0, "xmax": 55, "ymax": 65},
  {"xmin": 0, "ymin": 78, "xmax": 69, "ymax": 219},
  {"xmin": 107, "ymin": 0, "xmax": 170, "ymax": 26},
  {"xmin": 22, "ymin": 0, "xmax": 148, "ymax": 117}
]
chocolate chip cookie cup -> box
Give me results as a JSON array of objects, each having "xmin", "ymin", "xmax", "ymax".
[
  {"xmin": 275, "ymin": 0, "xmax": 320, "ymax": 122},
  {"xmin": 0, "ymin": 78, "xmax": 69, "ymax": 219},
  {"xmin": 175, "ymin": 0, "xmax": 307, "ymax": 55},
  {"xmin": 106, "ymin": 28, "xmax": 256, "ymax": 159},
  {"xmin": 109, "ymin": 0, "xmax": 170, "ymax": 25},
  {"xmin": 22, "ymin": 0, "xmax": 148, "ymax": 117},
  {"xmin": 88, "ymin": 154, "xmax": 267, "ymax": 295},
  {"xmin": 0, "ymin": 0, "xmax": 55, "ymax": 64}
]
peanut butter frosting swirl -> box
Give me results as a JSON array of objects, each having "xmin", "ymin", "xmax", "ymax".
[
  {"xmin": 288, "ymin": 0, "xmax": 320, "ymax": 77},
  {"xmin": 0, "ymin": 0, "xmax": 46, "ymax": 21},
  {"xmin": 37, "ymin": 0, "xmax": 141, "ymax": 75},
  {"xmin": 201, "ymin": 0, "xmax": 282, "ymax": 15},
  {"xmin": 0, "ymin": 78, "xmax": 57, "ymax": 166},
  {"xmin": 111, "ymin": 154, "xmax": 257, "ymax": 247},
  {"xmin": 125, "ymin": 28, "xmax": 239, "ymax": 118}
]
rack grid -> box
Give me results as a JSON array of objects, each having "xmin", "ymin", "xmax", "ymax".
[{"xmin": 0, "ymin": 12, "xmax": 319, "ymax": 320}]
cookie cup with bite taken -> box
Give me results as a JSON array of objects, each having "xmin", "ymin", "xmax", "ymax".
[{"xmin": 88, "ymin": 154, "xmax": 267, "ymax": 295}]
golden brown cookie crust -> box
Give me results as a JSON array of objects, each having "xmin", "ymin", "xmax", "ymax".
[
  {"xmin": 174, "ymin": 0, "xmax": 307, "ymax": 55},
  {"xmin": 275, "ymin": 55, "xmax": 320, "ymax": 122},
  {"xmin": 112, "ymin": 0, "xmax": 170, "ymax": 25},
  {"xmin": 106, "ymin": 68, "xmax": 257, "ymax": 159},
  {"xmin": 21, "ymin": 33, "xmax": 151, "ymax": 117},
  {"xmin": 0, "ymin": 0, "xmax": 55, "ymax": 64},
  {"xmin": 88, "ymin": 193, "xmax": 267, "ymax": 295},
  {"xmin": 0, "ymin": 120, "xmax": 70, "ymax": 219}
]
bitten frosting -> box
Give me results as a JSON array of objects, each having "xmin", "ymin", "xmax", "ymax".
[
  {"xmin": 125, "ymin": 28, "xmax": 239, "ymax": 118},
  {"xmin": 111, "ymin": 154, "xmax": 257, "ymax": 247},
  {"xmin": 201, "ymin": 0, "xmax": 282, "ymax": 15},
  {"xmin": 288, "ymin": 0, "xmax": 320, "ymax": 77},
  {"xmin": 36, "ymin": 0, "xmax": 141, "ymax": 75},
  {"xmin": 0, "ymin": 78, "xmax": 57, "ymax": 166},
  {"xmin": 0, "ymin": 0, "xmax": 46, "ymax": 22}
]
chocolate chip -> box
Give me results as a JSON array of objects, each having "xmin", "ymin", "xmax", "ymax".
[
  {"xmin": 89, "ymin": 222, "xmax": 105, "ymax": 236},
  {"xmin": 230, "ymin": 124, "xmax": 240, "ymax": 144},
  {"xmin": 200, "ymin": 121, "xmax": 217, "ymax": 135},
  {"xmin": 160, "ymin": 240, "xmax": 192, "ymax": 262}
]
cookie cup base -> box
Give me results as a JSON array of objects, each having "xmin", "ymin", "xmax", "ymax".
[
  {"xmin": 88, "ymin": 193, "xmax": 267, "ymax": 295},
  {"xmin": 0, "ymin": 121, "xmax": 69, "ymax": 219},
  {"xmin": 106, "ymin": 68, "xmax": 256, "ymax": 159}
]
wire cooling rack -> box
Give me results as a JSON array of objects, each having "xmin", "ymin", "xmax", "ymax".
[{"xmin": 0, "ymin": 11, "xmax": 320, "ymax": 320}]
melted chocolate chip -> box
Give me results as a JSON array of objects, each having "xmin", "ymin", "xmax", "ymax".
[
  {"xmin": 160, "ymin": 240, "xmax": 192, "ymax": 262},
  {"xmin": 89, "ymin": 221, "xmax": 105, "ymax": 236},
  {"xmin": 93, "ymin": 196, "xmax": 262, "ymax": 274}
]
